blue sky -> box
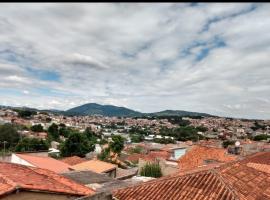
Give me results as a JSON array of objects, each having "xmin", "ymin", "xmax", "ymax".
[{"xmin": 0, "ymin": 3, "xmax": 270, "ymax": 119}]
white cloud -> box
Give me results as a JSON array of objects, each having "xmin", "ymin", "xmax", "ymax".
[{"xmin": 0, "ymin": 3, "xmax": 269, "ymax": 119}]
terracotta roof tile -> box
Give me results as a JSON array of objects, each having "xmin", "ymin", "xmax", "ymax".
[
  {"xmin": 178, "ymin": 145, "xmax": 237, "ymax": 171},
  {"xmin": 0, "ymin": 162, "xmax": 95, "ymax": 197},
  {"xmin": 113, "ymin": 152, "xmax": 270, "ymax": 200},
  {"xmin": 61, "ymin": 156, "xmax": 86, "ymax": 166},
  {"xmin": 70, "ymin": 159, "xmax": 117, "ymax": 173},
  {"xmin": 15, "ymin": 153, "xmax": 71, "ymax": 173}
]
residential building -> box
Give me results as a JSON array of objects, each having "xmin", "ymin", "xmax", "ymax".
[
  {"xmin": 70, "ymin": 159, "xmax": 117, "ymax": 178},
  {"xmin": 113, "ymin": 152, "xmax": 270, "ymax": 200},
  {"xmin": 11, "ymin": 153, "xmax": 71, "ymax": 173},
  {"xmin": 0, "ymin": 162, "xmax": 94, "ymax": 200}
]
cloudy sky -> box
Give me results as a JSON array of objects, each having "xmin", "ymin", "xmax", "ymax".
[{"xmin": 0, "ymin": 3, "xmax": 270, "ymax": 119}]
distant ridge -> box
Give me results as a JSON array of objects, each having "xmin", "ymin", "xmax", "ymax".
[
  {"xmin": 65, "ymin": 103, "xmax": 212, "ymax": 117},
  {"xmin": 65, "ymin": 103, "xmax": 142, "ymax": 117},
  {"xmin": 1, "ymin": 103, "xmax": 213, "ymax": 118}
]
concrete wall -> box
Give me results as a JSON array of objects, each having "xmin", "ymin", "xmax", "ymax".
[{"xmin": 1, "ymin": 191, "xmax": 76, "ymax": 200}]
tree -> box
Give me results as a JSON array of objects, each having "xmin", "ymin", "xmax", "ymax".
[
  {"xmin": 140, "ymin": 162, "xmax": 162, "ymax": 178},
  {"xmin": 130, "ymin": 134, "xmax": 144, "ymax": 143},
  {"xmin": 109, "ymin": 135, "xmax": 125, "ymax": 154},
  {"xmin": 196, "ymin": 126, "xmax": 208, "ymax": 132},
  {"xmin": 97, "ymin": 147, "xmax": 110, "ymax": 161},
  {"xmin": 48, "ymin": 123, "xmax": 59, "ymax": 141},
  {"xmin": 60, "ymin": 132, "xmax": 94, "ymax": 157},
  {"xmin": 0, "ymin": 124, "xmax": 20, "ymax": 149},
  {"xmin": 15, "ymin": 138, "xmax": 48, "ymax": 152},
  {"xmin": 84, "ymin": 127, "xmax": 99, "ymax": 141},
  {"xmin": 30, "ymin": 124, "xmax": 44, "ymax": 132},
  {"xmin": 17, "ymin": 110, "xmax": 36, "ymax": 118}
]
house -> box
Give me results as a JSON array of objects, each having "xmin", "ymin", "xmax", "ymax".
[
  {"xmin": 0, "ymin": 162, "xmax": 94, "ymax": 200},
  {"xmin": 178, "ymin": 145, "xmax": 237, "ymax": 171},
  {"xmin": 69, "ymin": 159, "xmax": 117, "ymax": 178},
  {"xmin": 113, "ymin": 152, "xmax": 270, "ymax": 200},
  {"xmin": 11, "ymin": 153, "xmax": 71, "ymax": 173}
]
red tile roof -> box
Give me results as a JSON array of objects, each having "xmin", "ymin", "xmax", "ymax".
[
  {"xmin": 240, "ymin": 151, "xmax": 270, "ymax": 165},
  {"xmin": 70, "ymin": 159, "xmax": 117, "ymax": 173},
  {"xmin": 113, "ymin": 152, "xmax": 270, "ymax": 200},
  {"xmin": 61, "ymin": 156, "xmax": 86, "ymax": 166},
  {"xmin": 178, "ymin": 145, "xmax": 237, "ymax": 171},
  {"xmin": 15, "ymin": 153, "xmax": 71, "ymax": 173},
  {"xmin": 126, "ymin": 153, "xmax": 142, "ymax": 163},
  {"xmin": 0, "ymin": 162, "xmax": 95, "ymax": 197}
]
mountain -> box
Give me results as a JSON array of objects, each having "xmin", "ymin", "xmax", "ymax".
[
  {"xmin": 1, "ymin": 103, "xmax": 213, "ymax": 118},
  {"xmin": 65, "ymin": 103, "xmax": 212, "ymax": 117},
  {"xmin": 65, "ymin": 103, "xmax": 142, "ymax": 117},
  {"xmin": 147, "ymin": 110, "xmax": 212, "ymax": 117}
]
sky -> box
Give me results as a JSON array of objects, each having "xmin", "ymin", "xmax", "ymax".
[{"xmin": 0, "ymin": 3, "xmax": 270, "ymax": 119}]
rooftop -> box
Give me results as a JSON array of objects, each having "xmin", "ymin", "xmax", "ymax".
[
  {"xmin": 70, "ymin": 159, "xmax": 117, "ymax": 173},
  {"xmin": 113, "ymin": 152, "xmax": 270, "ymax": 200},
  {"xmin": 61, "ymin": 156, "xmax": 86, "ymax": 166},
  {"xmin": 178, "ymin": 145, "xmax": 237, "ymax": 171},
  {"xmin": 0, "ymin": 162, "xmax": 94, "ymax": 197},
  {"xmin": 14, "ymin": 153, "xmax": 71, "ymax": 173}
]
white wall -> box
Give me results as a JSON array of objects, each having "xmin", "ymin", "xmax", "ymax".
[{"xmin": 11, "ymin": 154, "xmax": 35, "ymax": 167}]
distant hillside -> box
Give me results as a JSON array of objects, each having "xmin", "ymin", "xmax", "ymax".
[
  {"xmin": 147, "ymin": 110, "xmax": 213, "ymax": 117},
  {"xmin": 65, "ymin": 103, "xmax": 142, "ymax": 117},
  {"xmin": 1, "ymin": 103, "xmax": 213, "ymax": 118}
]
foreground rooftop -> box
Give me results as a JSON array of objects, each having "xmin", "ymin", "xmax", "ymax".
[
  {"xmin": 0, "ymin": 162, "xmax": 95, "ymax": 197},
  {"xmin": 113, "ymin": 152, "xmax": 270, "ymax": 200}
]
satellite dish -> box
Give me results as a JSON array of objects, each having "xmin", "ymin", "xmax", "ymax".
[{"xmin": 235, "ymin": 141, "xmax": 240, "ymax": 147}]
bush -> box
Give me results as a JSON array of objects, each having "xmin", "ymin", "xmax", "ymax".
[
  {"xmin": 15, "ymin": 138, "xmax": 49, "ymax": 152},
  {"xmin": 128, "ymin": 146, "xmax": 143, "ymax": 154},
  {"xmin": 17, "ymin": 110, "xmax": 36, "ymax": 118},
  {"xmin": 253, "ymin": 134, "xmax": 270, "ymax": 141},
  {"xmin": 222, "ymin": 140, "xmax": 235, "ymax": 148},
  {"xmin": 130, "ymin": 134, "xmax": 144, "ymax": 143},
  {"xmin": 98, "ymin": 147, "xmax": 110, "ymax": 161},
  {"xmin": 140, "ymin": 162, "xmax": 162, "ymax": 178},
  {"xmin": 0, "ymin": 123, "xmax": 20, "ymax": 150},
  {"xmin": 31, "ymin": 124, "xmax": 44, "ymax": 132}
]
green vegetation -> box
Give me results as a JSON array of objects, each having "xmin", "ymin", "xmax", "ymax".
[
  {"xmin": 253, "ymin": 134, "xmax": 270, "ymax": 141},
  {"xmin": 128, "ymin": 146, "xmax": 144, "ymax": 154},
  {"xmin": 98, "ymin": 147, "xmax": 110, "ymax": 161},
  {"xmin": 60, "ymin": 131, "xmax": 95, "ymax": 157},
  {"xmin": 251, "ymin": 121, "xmax": 267, "ymax": 131},
  {"xmin": 84, "ymin": 127, "xmax": 100, "ymax": 141},
  {"xmin": 153, "ymin": 137, "xmax": 176, "ymax": 144},
  {"xmin": 196, "ymin": 126, "xmax": 208, "ymax": 132},
  {"xmin": 48, "ymin": 123, "xmax": 59, "ymax": 141},
  {"xmin": 160, "ymin": 126, "xmax": 204, "ymax": 141},
  {"xmin": 130, "ymin": 134, "xmax": 144, "ymax": 143},
  {"xmin": 222, "ymin": 140, "xmax": 235, "ymax": 148},
  {"xmin": 15, "ymin": 138, "xmax": 48, "ymax": 152},
  {"xmin": 140, "ymin": 162, "xmax": 162, "ymax": 178},
  {"xmin": 17, "ymin": 110, "xmax": 37, "ymax": 118},
  {"xmin": 30, "ymin": 124, "xmax": 44, "ymax": 132},
  {"xmin": 0, "ymin": 123, "xmax": 20, "ymax": 150},
  {"xmin": 109, "ymin": 135, "xmax": 125, "ymax": 154},
  {"xmin": 128, "ymin": 126, "xmax": 150, "ymax": 135}
]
